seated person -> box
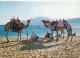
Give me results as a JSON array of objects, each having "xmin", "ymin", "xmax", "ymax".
[
  {"xmin": 31, "ymin": 32, "xmax": 34, "ymax": 40},
  {"xmin": 48, "ymin": 35, "xmax": 54, "ymax": 42},
  {"xmin": 45, "ymin": 31, "xmax": 50, "ymax": 38},
  {"xmin": 34, "ymin": 34, "xmax": 39, "ymax": 41},
  {"xmin": 73, "ymin": 33, "xmax": 76, "ymax": 36},
  {"xmin": 31, "ymin": 32, "xmax": 39, "ymax": 41}
]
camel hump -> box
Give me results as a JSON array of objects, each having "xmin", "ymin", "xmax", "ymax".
[
  {"xmin": 10, "ymin": 17, "xmax": 21, "ymax": 32},
  {"xmin": 51, "ymin": 21, "xmax": 55, "ymax": 26},
  {"xmin": 58, "ymin": 20, "xmax": 64, "ymax": 27},
  {"xmin": 63, "ymin": 20, "xmax": 67, "ymax": 24}
]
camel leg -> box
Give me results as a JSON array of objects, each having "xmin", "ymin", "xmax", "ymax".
[
  {"xmin": 61, "ymin": 30, "xmax": 62, "ymax": 35},
  {"xmin": 51, "ymin": 30, "xmax": 53, "ymax": 37},
  {"xmin": 70, "ymin": 28, "xmax": 72, "ymax": 42},
  {"xmin": 56, "ymin": 31, "xmax": 58, "ymax": 41},
  {"xmin": 61, "ymin": 30, "xmax": 63, "ymax": 38},
  {"xmin": 63, "ymin": 30, "xmax": 65, "ymax": 38},
  {"xmin": 20, "ymin": 32, "xmax": 21, "ymax": 41},
  {"xmin": 67, "ymin": 26, "xmax": 71, "ymax": 38},
  {"xmin": 6, "ymin": 31, "xmax": 9, "ymax": 42},
  {"xmin": 62, "ymin": 29, "xmax": 65, "ymax": 39},
  {"xmin": 17, "ymin": 32, "xmax": 19, "ymax": 41},
  {"xmin": 67, "ymin": 30, "xmax": 69, "ymax": 38}
]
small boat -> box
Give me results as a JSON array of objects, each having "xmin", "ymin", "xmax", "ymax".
[{"xmin": 37, "ymin": 25, "xmax": 41, "ymax": 28}]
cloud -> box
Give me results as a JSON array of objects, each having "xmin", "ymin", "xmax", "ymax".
[{"xmin": 0, "ymin": 1, "xmax": 80, "ymax": 25}]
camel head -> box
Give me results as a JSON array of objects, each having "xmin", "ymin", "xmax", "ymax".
[
  {"xmin": 41, "ymin": 20, "xmax": 50, "ymax": 24},
  {"xmin": 45, "ymin": 21, "xmax": 50, "ymax": 23},
  {"xmin": 41, "ymin": 20, "xmax": 50, "ymax": 23},
  {"xmin": 41, "ymin": 20, "xmax": 46, "ymax": 22},
  {"xmin": 27, "ymin": 20, "xmax": 31, "ymax": 23}
]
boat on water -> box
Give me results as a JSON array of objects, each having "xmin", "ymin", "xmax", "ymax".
[{"xmin": 37, "ymin": 25, "xmax": 41, "ymax": 28}]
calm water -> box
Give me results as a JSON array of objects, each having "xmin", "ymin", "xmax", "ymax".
[{"xmin": 0, "ymin": 23, "xmax": 80, "ymax": 38}]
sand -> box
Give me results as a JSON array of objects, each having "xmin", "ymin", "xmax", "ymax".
[{"xmin": 0, "ymin": 35, "xmax": 80, "ymax": 58}]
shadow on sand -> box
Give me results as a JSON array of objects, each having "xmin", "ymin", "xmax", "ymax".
[
  {"xmin": 19, "ymin": 36, "xmax": 73, "ymax": 51},
  {"xmin": 19, "ymin": 39, "xmax": 49, "ymax": 51},
  {"xmin": 0, "ymin": 40, "xmax": 19, "ymax": 48},
  {"xmin": 0, "ymin": 36, "xmax": 73, "ymax": 50}
]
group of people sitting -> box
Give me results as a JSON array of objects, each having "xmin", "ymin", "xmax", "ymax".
[
  {"xmin": 10, "ymin": 17, "xmax": 21, "ymax": 32},
  {"xmin": 30, "ymin": 31, "xmax": 53, "ymax": 41},
  {"xmin": 30, "ymin": 31, "xmax": 53, "ymax": 42}
]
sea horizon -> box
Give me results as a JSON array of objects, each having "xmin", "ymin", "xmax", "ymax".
[{"xmin": 0, "ymin": 22, "xmax": 80, "ymax": 38}]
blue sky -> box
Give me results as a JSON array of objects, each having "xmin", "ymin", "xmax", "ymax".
[{"xmin": 0, "ymin": 1, "xmax": 80, "ymax": 25}]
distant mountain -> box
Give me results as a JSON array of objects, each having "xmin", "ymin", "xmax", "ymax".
[
  {"xmin": 67, "ymin": 18, "xmax": 80, "ymax": 23},
  {"xmin": 22, "ymin": 17, "xmax": 80, "ymax": 25},
  {"xmin": 22, "ymin": 17, "xmax": 52, "ymax": 25}
]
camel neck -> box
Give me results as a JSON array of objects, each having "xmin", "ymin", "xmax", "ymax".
[
  {"xmin": 43, "ymin": 22, "xmax": 48, "ymax": 28},
  {"xmin": 23, "ymin": 22, "xmax": 30, "ymax": 29}
]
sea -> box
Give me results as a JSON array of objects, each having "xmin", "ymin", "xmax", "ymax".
[{"xmin": 0, "ymin": 23, "xmax": 80, "ymax": 38}]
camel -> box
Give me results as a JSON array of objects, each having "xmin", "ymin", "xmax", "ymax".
[
  {"xmin": 5, "ymin": 18, "xmax": 31, "ymax": 42},
  {"xmin": 42, "ymin": 20, "xmax": 72, "ymax": 41}
]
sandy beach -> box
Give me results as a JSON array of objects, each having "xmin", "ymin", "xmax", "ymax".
[{"xmin": 0, "ymin": 35, "xmax": 80, "ymax": 58}]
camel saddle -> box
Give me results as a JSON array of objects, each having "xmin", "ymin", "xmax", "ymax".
[
  {"xmin": 57, "ymin": 20, "xmax": 64, "ymax": 27},
  {"xmin": 10, "ymin": 19, "xmax": 21, "ymax": 32}
]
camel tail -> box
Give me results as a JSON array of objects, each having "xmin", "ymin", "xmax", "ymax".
[
  {"xmin": 70, "ymin": 26, "xmax": 72, "ymax": 35},
  {"xmin": 70, "ymin": 26, "xmax": 72, "ymax": 32}
]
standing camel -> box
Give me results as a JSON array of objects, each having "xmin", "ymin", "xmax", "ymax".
[
  {"xmin": 42, "ymin": 20, "xmax": 59, "ymax": 41},
  {"xmin": 42, "ymin": 20, "xmax": 72, "ymax": 41},
  {"xmin": 5, "ymin": 19, "xmax": 31, "ymax": 42}
]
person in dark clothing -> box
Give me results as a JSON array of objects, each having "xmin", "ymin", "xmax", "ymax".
[
  {"xmin": 45, "ymin": 31, "xmax": 50, "ymax": 38},
  {"xmin": 27, "ymin": 33, "xmax": 28, "ymax": 37}
]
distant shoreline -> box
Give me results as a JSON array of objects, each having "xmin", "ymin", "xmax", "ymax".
[{"xmin": 0, "ymin": 35, "xmax": 79, "ymax": 39}]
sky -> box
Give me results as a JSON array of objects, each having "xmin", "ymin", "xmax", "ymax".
[{"xmin": 0, "ymin": 1, "xmax": 80, "ymax": 25}]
